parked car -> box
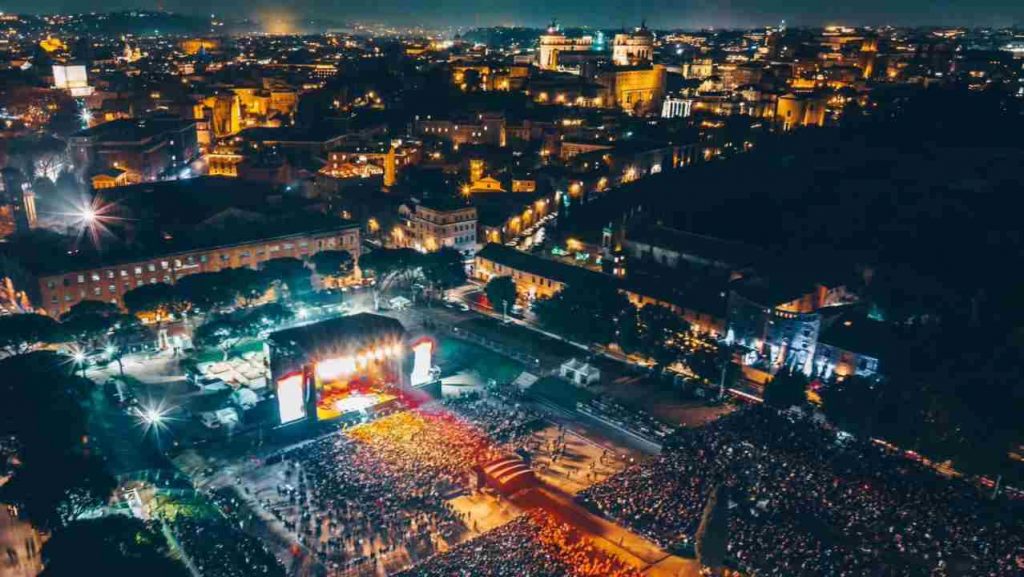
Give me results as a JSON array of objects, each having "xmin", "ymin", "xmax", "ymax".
[{"xmin": 199, "ymin": 412, "xmax": 221, "ymax": 429}]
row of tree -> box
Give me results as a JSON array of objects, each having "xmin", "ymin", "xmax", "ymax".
[
  {"xmin": 121, "ymin": 252, "xmax": 353, "ymax": 318},
  {"xmin": 358, "ymin": 246, "xmax": 467, "ymax": 307},
  {"xmin": 485, "ymin": 275, "xmax": 696, "ymax": 367}
]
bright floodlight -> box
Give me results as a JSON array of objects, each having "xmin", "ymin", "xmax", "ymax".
[
  {"xmin": 79, "ymin": 206, "xmax": 97, "ymax": 224},
  {"xmin": 72, "ymin": 351, "xmax": 86, "ymax": 363},
  {"xmin": 79, "ymin": 108, "xmax": 93, "ymax": 126},
  {"xmin": 142, "ymin": 408, "xmax": 164, "ymax": 424}
]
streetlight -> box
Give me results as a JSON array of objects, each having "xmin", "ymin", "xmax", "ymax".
[
  {"xmin": 137, "ymin": 402, "xmax": 174, "ymax": 454},
  {"xmin": 141, "ymin": 408, "xmax": 165, "ymax": 426},
  {"xmin": 72, "ymin": 350, "xmax": 87, "ymax": 377},
  {"xmin": 79, "ymin": 206, "xmax": 97, "ymax": 224}
]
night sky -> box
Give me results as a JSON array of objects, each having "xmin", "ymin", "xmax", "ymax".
[{"xmin": 4, "ymin": 0, "xmax": 1024, "ymax": 29}]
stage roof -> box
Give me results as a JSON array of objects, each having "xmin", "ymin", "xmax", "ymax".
[{"xmin": 268, "ymin": 313, "xmax": 408, "ymax": 363}]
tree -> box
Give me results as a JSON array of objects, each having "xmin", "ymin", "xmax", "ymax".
[
  {"xmin": 193, "ymin": 316, "xmax": 255, "ymax": 361},
  {"xmin": 421, "ymin": 247, "xmax": 466, "ymax": 297},
  {"xmin": 260, "ymin": 257, "xmax": 313, "ymax": 299},
  {"xmin": 310, "ymin": 249, "xmax": 354, "ymax": 283},
  {"xmin": 534, "ymin": 281, "xmax": 630, "ymax": 344},
  {"xmin": 105, "ymin": 314, "xmax": 146, "ymax": 377},
  {"xmin": 820, "ymin": 376, "xmax": 881, "ymax": 437},
  {"xmin": 123, "ymin": 283, "xmax": 185, "ymax": 319},
  {"xmin": 695, "ymin": 485, "xmax": 729, "ymax": 576},
  {"xmin": 0, "ymin": 313, "xmax": 61, "ymax": 355},
  {"xmin": 40, "ymin": 517, "xmax": 190, "ymax": 577},
  {"xmin": 763, "ymin": 369, "xmax": 809, "ymax": 409},
  {"xmin": 221, "ymin": 267, "xmax": 273, "ymax": 306},
  {"xmin": 0, "ymin": 352, "xmax": 112, "ymax": 531},
  {"xmin": 484, "ymin": 276, "xmax": 517, "ymax": 317},
  {"xmin": 0, "ymin": 352, "xmax": 92, "ymax": 452},
  {"xmin": 174, "ymin": 271, "xmax": 238, "ymax": 313},
  {"xmin": 615, "ymin": 303, "xmax": 689, "ymax": 365},
  {"xmin": 58, "ymin": 300, "xmax": 120, "ymax": 349},
  {"xmin": 246, "ymin": 302, "xmax": 294, "ymax": 327},
  {"xmin": 358, "ymin": 248, "xmax": 424, "ymax": 309},
  {"xmin": 4, "ymin": 453, "xmax": 116, "ymax": 530}
]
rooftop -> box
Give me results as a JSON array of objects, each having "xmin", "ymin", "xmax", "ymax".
[
  {"xmin": 818, "ymin": 310, "xmax": 894, "ymax": 360},
  {"xmin": 3, "ymin": 177, "xmax": 356, "ymax": 276},
  {"xmin": 476, "ymin": 243, "xmax": 614, "ymax": 289},
  {"xmin": 71, "ymin": 115, "xmax": 194, "ymax": 143}
]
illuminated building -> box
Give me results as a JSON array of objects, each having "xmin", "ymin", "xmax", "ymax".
[
  {"xmin": 725, "ymin": 277, "xmax": 858, "ymax": 375},
  {"xmin": 321, "ymin": 141, "xmax": 419, "ymax": 189},
  {"xmin": 775, "ymin": 92, "xmax": 827, "ymax": 131},
  {"xmin": 268, "ymin": 314, "xmax": 429, "ymax": 426},
  {"xmin": 813, "ymin": 311, "xmax": 889, "ymax": 380},
  {"xmin": 68, "ymin": 116, "xmax": 199, "ymax": 183},
  {"xmin": 595, "ymin": 65, "xmax": 667, "ymax": 114},
  {"xmin": 612, "ymin": 23, "xmax": 654, "ymax": 67},
  {"xmin": 179, "ymin": 38, "xmax": 221, "ymax": 55},
  {"xmin": 662, "ymin": 97, "xmax": 693, "ymax": 118},
  {"xmin": 5, "ymin": 178, "xmax": 360, "ymax": 316},
  {"xmin": 402, "ymin": 198, "xmax": 477, "ymax": 256},
  {"xmin": 450, "ymin": 64, "xmax": 528, "ymax": 92},
  {"xmin": 51, "ymin": 64, "xmax": 93, "ymax": 97},
  {"xmin": 468, "ymin": 176, "xmax": 505, "ymax": 194},
  {"xmin": 474, "ymin": 243, "xmax": 610, "ymax": 301},
  {"xmin": 196, "ymin": 93, "xmax": 242, "ymax": 139},
  {"xmin": 206, "ymin": 146, "xmax": 244, "ymax": 177},
  {"xmin": 0, "ymin": 168, "xmax": 36, "ymax": 237},
  {"xmin": 537, "ymin": 21, "xmax": 594, "ymax": 71},
  {"xmin": 89, "ymin": 167, "xmax": 130, "ymax": 190},
  {"xmin": 413, "ymin": 114, "xmax": 506, "ymax": 146},
  {"xmin": 469, "ymin": 158, "xmax": 485, "ymax": 183}
]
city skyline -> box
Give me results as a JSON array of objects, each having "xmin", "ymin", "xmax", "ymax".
[{"xmin": 3, "ymin": 1, "xmax": 1024, "ymax": 29}]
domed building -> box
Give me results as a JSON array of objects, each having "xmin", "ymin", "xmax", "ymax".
[{"xmin": 612, "ymin": 22, "xmax": 654, "ymax": 67}]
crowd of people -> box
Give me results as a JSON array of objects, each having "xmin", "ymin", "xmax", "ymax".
[
  {"xmin": 579, "ymin": 406, "xmax": 1024, "ymax": 576},
  {"xmin": 251, "ymin": 398, "xmax": 543, "ymax": 575},
  {"xmin": 398, "ymin": 510, "xmax": 643, "ymax": 577},
  {"xmin": 164, "ymin": 489, "xmax": 285, "ymax": 577},
  {"xmin": 440, "ymin": 394, "xmax": 543, "ymax": 444},
  {"xmin": 347, "ymin": 409, "xmax": 503, "ymax": 488},
  {"xmin": 262, "ymin": 430, "xmax": 463, "ymax": 574},
  {"xmin": 168, "ymin": 516, "xmax": 286, "ymax": 577}
]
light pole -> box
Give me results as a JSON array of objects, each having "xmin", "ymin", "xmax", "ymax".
[
  {"xmin": 73, "ymin": 351, "xmax": 87, "ymax": 378},
  {"xmin": 502, "ymin": 299, "xmax": 508, "ymax": 323}
]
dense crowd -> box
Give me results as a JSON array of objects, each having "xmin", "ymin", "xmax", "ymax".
[
  {"xmin": 166, "ymin": 491, "xmax": 285, "ymax": 577},
  {"xmin": 348, "ymin": 409, "xmax": 503, "ymax": 487},
  {"xmin": 579, "ymin": 406, "xmax": 1024, "ymax": 576},
  {"xmin": 267, "ymin": 430, "xmax": 463, "ymax": 573},
  {"xmin": 398, "ymin": 510, "xmax": 643, "ymax": 577},
  {"xmin": 256, "ymin": 398, "xmax": 542, "ymax": 574},
  {"xmin": 440, "ymin": 394, "xmax": 543, "ymax": 444}
]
